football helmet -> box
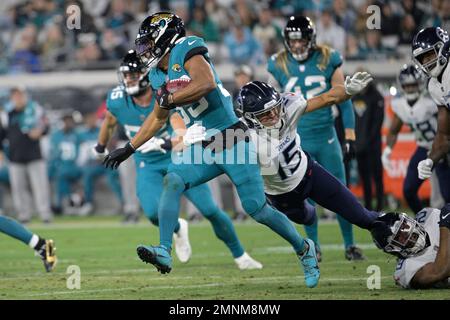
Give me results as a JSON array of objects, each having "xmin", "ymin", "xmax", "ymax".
[
  {"xmin": 371, "ymin": 212, "xmax": 430, "ymax": 259},
  {"xmin": 118, "ymin": 50, "xmax": 150, "ymax": 96},
  {"xmin": 398, "ymin": 63, "xmax": 426, "ymax": 102},
  {"xmin": 236, "ymin": 81, "xmax": 284, "ymax": 129},
  {"xmin": 283, "ymin": 15, "xmax": 316, "ymax": 62},
  {"xmin": 135, "ymin": 12, "xmax": 185, "ymax": 69},
  {"xmin": 412, "ymin": 27, "xmax": 450, "ymax": 78}
]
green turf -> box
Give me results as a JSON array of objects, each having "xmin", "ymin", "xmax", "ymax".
[{"xmin": 0, "ymin": 216, "xmax": 447, "ymax": 300}]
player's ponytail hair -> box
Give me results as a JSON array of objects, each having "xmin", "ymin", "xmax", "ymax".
[
  {"xmin": 274, "ymin": 49, "xmax": 291, "ymax": 76},
  {"xmin": 316, "ymin": 44, "xmax": 331, "ymax": 72},
  {"xmin": 275, "ymin": 44, "xmax": 331, "ymax": 74}
]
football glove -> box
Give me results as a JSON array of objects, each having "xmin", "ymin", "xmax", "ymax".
[
  {"xmin": 417, "ymin": 158, "xmax": 433, "ymax": 180},
  {"xmin": 342, "ymin": 139, "xmax": 356, "ymax": 162},
  {"xmin": 344, "ymin": 71, "xmax": 373, "ymax": 95},
  {"xmin": 138, "ymin": 137, "xmax": 172, "ymax": 154},
  {"xmin": 103, "ymin": 142, "xmax": 135, "ymax": 169},
  {"xmin": 381, "ymin": 147, "xmax": 393, "ymax": 171},
  {"xmin": 183, "ymin": 123, "xmax": 207, "ymax": 146},
  {"xmin": 91, "ymin": 143, "xmax": 109, "ymax": 161},
  {"xmin": 156, "ymin": 86, "xmax": 175, "ymax": 110},
  {"xmin": 439, "ymin": 204, "xmax": 450, "ymax": 229}
]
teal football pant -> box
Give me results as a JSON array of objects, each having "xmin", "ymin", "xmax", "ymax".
[
  {"xmin": 135, "ymin": 157, "xmax": 245, "ymax": 258},
  {"xmin": 54, "ymin": 165, "xmax": 82, "ymax": 208},
  {"xmin": 157, "ymin": 140, "xmax": 306, "ymax": 253},
  {"xmin": 300, "ymin": 127, "xmax": 354, "ymax": 250}
]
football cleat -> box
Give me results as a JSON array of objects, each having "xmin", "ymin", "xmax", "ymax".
[
  {"xmin": 298, "ymin": 238, "xmax": 320, "ymax": 288},
  {"xmin": 173, "ymin": 218, "xmax": 191, "ymax": 263},
  {"xmin": 36, "ymin": 239, "xmax": 57, "ymax": 272},
  {"xmin": 137, "ymin": 245, "xmax": 172, "ymax": 274},
  {"xmin": 345, "ymin": 245, "xmax": 366, "ymax": 261},
  {"xmin": 234, "ymin": 252, "xmax": 263, "ymax": 270}
]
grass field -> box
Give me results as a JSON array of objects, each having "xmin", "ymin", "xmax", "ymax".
[{"xmin": 0, "ymin": 215, "xmax": 447, "ymax": 300}]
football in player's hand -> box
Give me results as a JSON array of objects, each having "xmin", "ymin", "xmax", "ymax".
[{"xmin": 166, "ymin": 76, "xmax": 191, "ymax": 93}]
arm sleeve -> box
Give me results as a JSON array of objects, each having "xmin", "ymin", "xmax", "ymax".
[{"xmin": 337, "ymin": 99, "xmax": 355, "ymax": 130}]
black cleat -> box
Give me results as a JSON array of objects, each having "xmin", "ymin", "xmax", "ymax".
[
  {"xmin": 345, "ymin": 245, "xmax": 366, "ymax": 261},
  {"xmin": 36, "ymin": 239, "xmax": 57, "ymax": 272}
]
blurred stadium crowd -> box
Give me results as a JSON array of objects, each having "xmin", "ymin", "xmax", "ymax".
[
  {"xmin": 0, "ymin": 0, "xmax": 446, "ymax": 223},
  {"xmin": 0, "ymin": 0, "xmax": 448, "ymax": 74}
]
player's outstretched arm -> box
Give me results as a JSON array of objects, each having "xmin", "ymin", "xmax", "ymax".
[
  {"xmin": 98, "ymin": 111, "xmax": 118, "ymax": 147},
  {"xmin": 305, "ymin": 72, "xmax": 373, "ymax": 114},
  {"xmin": 131, "ymin": 104, "xmax": 170, "ymax": 149},
  {"xmin": 411, "ymin": 207, "xmax": 450, "ymax": 289},
  {"xmin": 428, "ymin": 107, "xmax": 450, "ymax": 163}
]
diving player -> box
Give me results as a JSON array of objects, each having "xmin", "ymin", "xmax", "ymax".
[
  {"xmin": 0, "ymin": 215, "xmax": 57, "ymax": 272},
  {"xmin": 96, "ymin": 50, "xmax": 262, "ymax": 269},
  {"xmin": 372, "ymin": 204, "xmax": 450, "ymax": 289},
  {"xmin": 382, "ymin": 64, "xmax": 440, "ymax": 213},
  {"xmin": 228, "ymin": 78, "xmax": 380, "ymax": 243},
  {"xmin": 413, "ymin": 27, "xmax": 450, "ymax": 205},
  {"xmin": 267, "ymin": 15, "xmax": 362, "ymax": 261},
  {"xmin": 104, "ymin": 12, "xmax": 320, "ymax": 288}
]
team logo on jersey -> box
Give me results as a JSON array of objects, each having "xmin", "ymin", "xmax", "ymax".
[
  {"xmin": 353, "ymin": 100, "xmax": 367, "ymax": 117},
  {"xmin": 172, "ymin": 63, "xmax": 182, "ymax": 72}
]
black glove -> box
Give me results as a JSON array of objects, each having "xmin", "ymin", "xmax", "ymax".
[
  {"xmin": 161, "ymin": 137, "xmax": 172, "ymax": 152},
  {"xmin": 342, "ymin": 139, "xmax": 356, "ymax": 162},
  {"xmin": 103, "ymin": 142, "xmax": 135, "ymax": 170},
  {"xmin": 156, "ymin": 85, "xmax": 175, "ymax": 110},
  {"xmin": 94, "ymin": 143, "xmax": 106, "ymax": 153},
  {"xmin": 439, "ymin": 204, "xmax": 450, "ymax": 229}
]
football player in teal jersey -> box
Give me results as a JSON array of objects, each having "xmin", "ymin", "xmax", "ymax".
[
  {"xmin": 267, "ymin": 15, "xmax": 363, "ymax": 261},
  {"xmin": 104, "ymin": 12, "xmax": 320, "ymax": 288},
  {"xmin": 49, "ymin": 112, "xmax": 82, "ymax": 214},
  {"xmin": 0, "ymin": 215, "xmax": 56, "ymax": 271},
  {"xmin": 96, "ymin": 50, "xmax": 262, "ymax": 269}
]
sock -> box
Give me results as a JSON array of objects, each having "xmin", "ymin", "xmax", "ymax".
[
  {"xmin": 303, "ymin": 220, "xmax": 320, "ymax": 252},
  {"xmin": 158, "ymin": 173, "xmax": 185, "ymax": 250},
  {"xmin": 337, "ymin": 215, "xmax": 354, "ymax": 249},
  {"xmin": 0, "ymin": 215, "xmax": 34, "ymax": 245},
  {"xmin": 205, "ymin": 209, "xmax": 244, "ymax": 258},
  {"xmin": 252, "ymin": 204, "xmax": 305, "ymax": 254}
]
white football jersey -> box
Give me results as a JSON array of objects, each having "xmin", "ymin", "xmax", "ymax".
[
  {"xmin": 428, "ymin": 62, "xmax": 450, "ymax": 111},
  {"xmin": 391, "ymin": 95, "xmax": 438, "ymax": 149},
  {"xmin": 249, "ymin": 92, "xmax": 309, "ymax": 195},
  {"xmin": 393, "ymin": 208, "xmax": 444, "ymax": 288}
]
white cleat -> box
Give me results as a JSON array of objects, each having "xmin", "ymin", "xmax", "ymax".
[
  {"xmin": 234, "ymin": 252, "xmax": 263, "ymax": 270},
  {"xmin": 173, "ymin": 218, "xmax": 192, "ymax": 263}
]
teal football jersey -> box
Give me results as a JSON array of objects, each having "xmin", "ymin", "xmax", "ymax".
[
  {"xmin": 49, "ymin": 128, "xmax": 80, "ymax": 167},
  {"xmin": 149, "ymin": 36, "xmax": 238, "ymax": 134},
  {"xmin": 267, "ymin": 49, "xmax": 343, "ymax": 136},
  {"xmin": 106, "ymin": 85, "xmax": 172, "ymax": 163}
]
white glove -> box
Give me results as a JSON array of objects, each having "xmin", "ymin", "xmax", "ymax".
[
  {"xmin": 417, "ymin": 158, "xmax": 433, "ymax": 180},
  {"xmin": 381, "ymin": 147, "xmax": 393, "ymax": 171},
  {"xmin": 138, "ymin": 137, "xmax": 167, "ymax": 154},
  {"xmin": 344, "ymin": 71, "xmax": 373, "ymax": 95},
  {"xmin": 183, "ymin": 123, "xmax": 206, "ymax": 147},
  {"xmin": 91, "ymin": 144, "xmax": 109, "ymax": 161}
]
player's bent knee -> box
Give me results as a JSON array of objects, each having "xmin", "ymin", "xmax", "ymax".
[
  {"xmin": 163, "ymin": 172, "xmax": 186, "ymax": 192},
  {"xmin": 242, "ymin": 198, "xmax": 265, "ymax": 217}
]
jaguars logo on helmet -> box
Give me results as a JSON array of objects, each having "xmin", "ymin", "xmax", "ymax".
[{"xmin": 135, "ymin": 12, "xmax": 185, "ymax": 69}]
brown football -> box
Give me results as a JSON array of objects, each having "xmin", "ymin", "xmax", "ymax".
[{"xmin": 166, "ymin": 77, "xmax": 191, "ymax": 93}]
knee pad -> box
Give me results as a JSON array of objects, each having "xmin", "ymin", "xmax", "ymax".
[{"xmin": 163, "ymin": 172, "xmax": 186, "ymax": 192}]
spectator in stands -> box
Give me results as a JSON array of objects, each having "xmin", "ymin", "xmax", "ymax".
[
  {"xmin": 233, "ymin": 0, "xmax": 257, "ymax": 29},
  {"xmin": 400, "ymin": 0, "xmax": 424, "ymax": 27},
  {"xmin": 440, "ymin": 0, "xmax": 450, "ymax": 32},
  {"xmin": 10, "ymin": 24, "xmax": 41, "ymax": 74},
  {"xmin": 100, "ymin": 28, "xmax": 128, "ymax": 61},
  {"xmin": 204, "ymin": 0, "xmax": 230, "ymax": 34},
  {"xmin": 345, "ymin": 34, "xmax": 364, "ymax": 60},
  {"xmin": 188, "ymin": 6, "xmax": 220, "ymax": 42},
  {"xmin": 421, "ymin": 0, "xmax": 442, "ymax": 28},
  {"xmin": 64, "ymin": 0, "xmax": 99, "ymax": 45},
  {"xmin": 352, "ymin": 72, "xmax": 385, "ymax": 211},
  {"xmin": 29, "ymin": 0, "xmax": 60, "ymax": 29},
  {"xmin": 49, "ymin": 111, "xmax": 82, "ymax": 215},
  {"xmin": 104, "ymin": 0, "xmax": 134, "ymax": 41},
  {"xmin": 75, "ymin": 33, "xmax": 103, "ymax": 66},
  {"xmin": 316, "ymin": 9, "xmax": 346, "ymax": 56},
  {"xmin": 252, "ymin": 6, "xmax": 282, "ymax": 57},
  {"xmin": 358, "ymin": 29, "xmax": 395, "ymax": 60},
  {"xmin": 332, "ymin": 0, "xmax": 357, "ymax": 33},
  {"xmin": 224, "ymin": 22, "xmax": 264, "ymax": 66},
  {"xmin": 379, "ymin": 1, "xmax": 400, "ymax": 37},
  {"xmin": 232, "ymin": 64, "xmax": 253, "ymax": 103},
  {"xmin": 0, "ymin": 87, "xmax": 52, "ymax": 223},
  {"xmin": 39, "ymin": 19, "xmax": 67, "ymax": 66},
  {"xmin": 398, "ymin": 14, "xmax": 417, "ymax": 45}
]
